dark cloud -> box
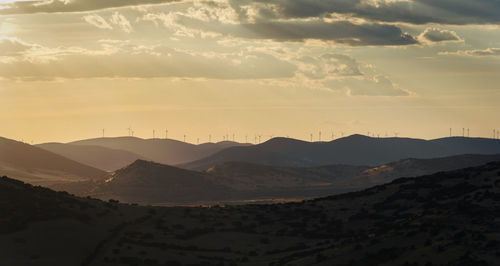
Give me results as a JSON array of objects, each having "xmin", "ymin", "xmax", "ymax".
[
  {"xmin": 230, "ymin": 0, "xmax": 500, "ymax": 25},
  {"xmin": 3, "ymin": 0, "xmax": 499, "ymax": 26},
  {"xmin": 241, "ymin": 21, "xmax": 418, "ymax": 45},
  {"xmin": 177, "ymin": 16, "xmax": 419, "ymax": 46},
  {"xmin": 0, "ymin": 0, "xmax": 179, "ymax": 15}
]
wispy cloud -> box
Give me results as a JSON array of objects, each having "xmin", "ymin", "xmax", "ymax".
[{"xmin": 440, "ymin": 48, "xmax": 500, "ymax": 57}]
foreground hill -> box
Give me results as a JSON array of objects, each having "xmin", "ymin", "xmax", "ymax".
[
  {"xmin": 57, "ymin": 154, "xmax": 500, "ymax": 204},
  {"xmin": 181, "ymin": 135, "xmax": 500, "ymax": 170},
  {"xmin": 2, "ymin": 161, "xmax": 500, "ymax": 265},
  {"xmin": 0, "ymin": 137, "xmax": 105, "ymax": 184},
  {"xmin": 70, "ymin": 137, "xmax": 251, "ymax": 165},
  {"xmin": 36, "ymin": 142, "xmax": 148, "ymax": 171},
  {"xmin": 0, "ymin": 176, "xmax": 149, "ymax": 266}
]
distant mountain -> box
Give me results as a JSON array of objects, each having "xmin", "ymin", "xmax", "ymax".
[
  {"xmin": 181, "ymin": 135, "xmax": 500, "ymax": 170},
  {"xmin": 69, "ymin": 137, "xmax": 251, "ymax": 165},
  {"xmin": 37, "ymin": 142, "xmax": 148, "ymax": 171},
  {"xmin": 56, "ymin": 154, "xmax": 500, "ymax": 204},
  {"xmin": 59, "ymin": 160, "xmax": 234, "ymax": 204},
  {"xmin": 0, "ymin": 137, "xmax": 105, "ymax": 184},
  {"xmin": 2, "ymin": 161, "xmax": 499, "ymax": 265}
]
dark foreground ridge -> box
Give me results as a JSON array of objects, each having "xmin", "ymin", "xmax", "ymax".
[{"xmin": 1, "ymin": 161, "xmax": 500, "ymax": 265}]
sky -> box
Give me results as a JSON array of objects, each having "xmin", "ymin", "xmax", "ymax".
[{"xmin": 0, "ymin": 0, "xmax": 499, "ymax": 144}]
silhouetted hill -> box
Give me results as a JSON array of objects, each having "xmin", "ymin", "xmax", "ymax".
[
  {"xmin": 0, "ymin": 137, "xmax": 105, "ymax": 184},
  {"xmin": 70, "ymin": 137, "xmax": 251, "ymax": 165},
  {"xmin": 59, "ymin": 160, "xmax": 234, "ymax": 204},
  {"xmin": 56, "ymin": 154, "xmax": 500, "ymax": 205},
  {"xmin": 207, "ymin": 153, "xmax": 500, "ymax": 192},
  {"xmin": 0, "ymin": 176, "xmax": 149, "ymax": 266},
  {"xmin": 181, "ymin": 135, "xmax": 500, "ymax": 170},
  {"xmin": 351, "ymin": 153, "xmax": 500, "ymax": 186},
  {"xmin": 2, "ymin": 161, "xmax": 499, "ymax": 265},
  {"xmin": 37, "ymin": 142, "xmax": 149, "ymax": 171}
]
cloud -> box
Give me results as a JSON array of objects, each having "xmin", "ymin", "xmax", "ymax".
[
  {"xmin": 289, "ymin": 53, "xmax": 410, "ymax": 96},
  {"xmin": 440, "ymin": 48, "xmax": 500, "ymax": 57},
  {"xmin": 0, "ymin": 38, "xmax": 34, "ymax": 56},
  {"xmin": 110, "ymin": 12, "xmax": 133, "ymax": 33},
  {"xmin": 3, "ymin": 0, "xmax": 499, "ymax": 26},
  {"xmin": 83, "ymin": 14, "xmax": 113, "ymax": 30},
  {"xmin": 155, "ymin": 14, "xmax": 419, "ymax": 46},
  {"xmin": 228, "ymin": 0, "xmax": 500, "ymax": 25},
  {"xmin": 0, "ymin": 0, "xmax": 180, "ymax": 14},
  {"xmin": 418, "ymin": 28, "xmax": 462, "ymax": 44},
  {"xmin": 0, "ymin": 40, "xmax": 297, "ymax": 80}
]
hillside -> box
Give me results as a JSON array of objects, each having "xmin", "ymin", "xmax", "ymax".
[
  {"xmin": 206, "ymin": 153, "xmax": 500, "ymax": 196},
  {"xmin": 0, "ymin": 137, "xmax": 105, "ymax": 184},
  {"xmin": 181, "ymin": 135, "xmax": 500, "ymax": 170},
  {"xmin": 2, "ymin": 161, "xmax": 499, "ymax": 265},
  {"xmin": 58, "ymin": 160, "xmax": 234, "ymax": 204},
  {"xmin": 70, "ymin": 137, "xmax": 251, "ymax": 165},
  {"xmin": 37, "ymin": 142, "xmax": 148, "ymax": 171},
  {"xmin": 56, "ymin": 154, "xmax": 500, "ymax": 205}
]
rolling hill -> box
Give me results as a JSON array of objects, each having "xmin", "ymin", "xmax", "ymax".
[
  {"xmin": 56, "ymin": 154, "xmax": 500, "ymax": 204},
  {"xmin": 36, "ymin": 142, "xmax": 148, "ymax": 171},
  {"xmin": 69, "ymin": 137, "xmax": 251, "ymax": 165},
  {"xmin": 180, "ymin": 135, "xmax": 500, "ymax": 170},
  {"xmin": 57, "ymin": 160, "xmax": 234, "ymax": 204},
  {"xmin": 2, "ymin": 161, "xmax": 499, "ymax": 265},
  {"xmin": 0, "ymin": 137, "xmax": 105, "ymax": 184}
]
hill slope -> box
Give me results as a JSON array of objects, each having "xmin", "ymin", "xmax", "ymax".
[
  {"xmin": 2, "ymin": 161, "xmax": 499, "ymax": 265},
  {"xmin": 37, "ymin": 142, "xmax": 148, "ymax": 171},
  {"xmin": 57, "ymin": 154, "xmax": 500, "ymax": 204},
  {"xmin": 181, "ymin": 135, "xmax": 500, "ymax": 170},
  {"xmin": 59, "ymin": 160, "xmax": 234, "ymax": 204},
  {"xmin": 0, "ymin": 137, "xmax": 105, "ymax": 184},
  {"xmin": 69, "ymin": 137, "xmax": 251, "ymax": 165}
]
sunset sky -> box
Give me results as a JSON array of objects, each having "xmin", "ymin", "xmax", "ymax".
[{"xmin": 1, "ymin": 0, "xmax": 499, "ymax": 143}]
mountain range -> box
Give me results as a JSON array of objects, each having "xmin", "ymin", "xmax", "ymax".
[
  {"xmin": 56, "ymin": 154, "xmax": 500, "ymax": 204},
  {"xmin": 0, "ymin": 137, "xmax": 105, "ymax": 185},
  {"xmin": 181, "ymin": 135, "xmax": 500, "ymax": 170},
  {"xmin": 67, "ymin": 136, "xmax": 251, "ymax": 166}
]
